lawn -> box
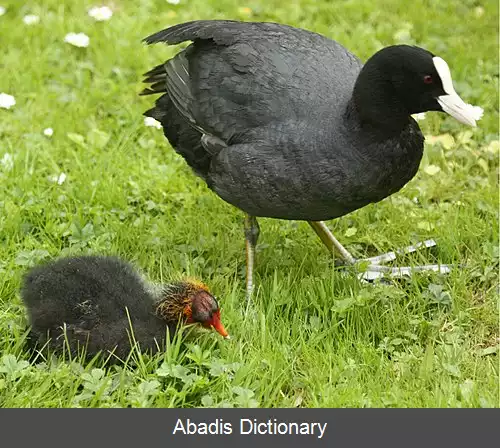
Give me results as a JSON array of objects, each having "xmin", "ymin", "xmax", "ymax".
[{"xmin": 0, "ymin": 0, "xmax": 498, "ymax": 408}]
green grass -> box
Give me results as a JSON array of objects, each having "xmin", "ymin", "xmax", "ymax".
[{"xmin": 0, "ymin": 0, "xmax": 498, "ymax": 408}]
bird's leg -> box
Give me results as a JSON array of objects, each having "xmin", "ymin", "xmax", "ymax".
[
  {"xmin": 244, "ymin": 214, "xmax": 260, "ymax": 301},
  {"xmin": 307, "ymin": 221, "xmax": 356, "ymax": 264},
  {"xmin": 308, "ymin": 221, "xmax": 453, "ymax": 281}
]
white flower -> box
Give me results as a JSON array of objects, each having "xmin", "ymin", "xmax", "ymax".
[
  {"xmin": 0, "ymin": 6, "xmax": 6, "ymax": 16},
  {"xmin": 43, "ymin": 128, "xmax": 54, "ymax": 137},
  {"xmin": 144, "ymin": 116, "xmax": 162, "ymax": 129},
  {"xmin": 64, "ymin": 32, "xmax": 90, "ymax": 48},
  {"xmin": 424, "ymin": 164, "xmax": 441, "ymax": 176},
  {"xmin": 88, "ymin": 6, "xmax": 113, "ymax": 21},
  {"xmin": 0, "ymin": 92, "xmax": 16, "ymax": 109},
  {"xmin": 49, "ymin": 172, "xmax": 67, "ymax": 185},
  {"xmin": 23, "ymin": 14, "xmax": 40, "ymax": 25},
  {"xmin": 1, "ymin": 153, "xmax": 14, "ymax": 171},
  {"xmin": 412, "ymin": 113, "xmax": 426, "ymax": 121},
  {"xmin": 474, "ymin": 6, "xmax": 485, "ymax": 18},
  {"xmin": 166, "ymin": 0, "xmax": 180, "ymax": 4}
]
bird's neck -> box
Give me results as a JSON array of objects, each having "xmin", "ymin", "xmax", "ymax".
[
  {"xmin": 351, "ymin": 64, "xmax": 410, "ymax": 136},
  {"xmin": 154, "ymin": 285, "xmax": 188, "ymax": 324}
]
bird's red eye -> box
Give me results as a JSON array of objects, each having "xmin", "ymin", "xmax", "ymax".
[{"xmin": 423, "ymin": 75, "xmax": 433, "ymax": 84}]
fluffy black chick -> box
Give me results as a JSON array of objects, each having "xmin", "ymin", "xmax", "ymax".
[{"xmin": 20, "ymin": 255, "xmax": 228, "ymax": 362}]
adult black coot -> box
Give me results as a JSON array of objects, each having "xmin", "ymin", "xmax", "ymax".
[
  {"xmin": 21, "ymin": 255, "xmax": 229, "ymax": 362},
  {"xmin": 140, "ymin": 20, "xmax": 483, "ymax": 298}
]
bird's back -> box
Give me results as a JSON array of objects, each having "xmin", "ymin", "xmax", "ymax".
[
  {"xmin": 190, "ymin": 22, "xmax": 358, "ymax": 132},
  {"xmin": 143, "ymin": 20, "xmax": 362, "ymax": 174}
]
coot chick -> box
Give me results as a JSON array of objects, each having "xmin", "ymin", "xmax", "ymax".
[
  {"xmin": 140, "ymin": 20, "xmax": 483, "ymax": 297},
  {"xmin": 21, "ymin": 255, "xmax": 229, "ymax": 362}
]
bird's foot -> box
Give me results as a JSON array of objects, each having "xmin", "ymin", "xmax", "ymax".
[
  {"xmin": 353, "ymin": 239, "xmax": 453, "ymax": 282},
  {"xmin": 307, "ymin": 222, "xmax": 454, "ymax": 283}
]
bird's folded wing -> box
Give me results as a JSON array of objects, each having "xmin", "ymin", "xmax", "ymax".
[{"xmin": 143, "ymin": 20, "xmax": 362, "ymax": 144}]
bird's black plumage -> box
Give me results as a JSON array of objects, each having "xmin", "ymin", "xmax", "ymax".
[{"xmin": 141, "ymin": 20, "xmax": 450, "ymax": 221}]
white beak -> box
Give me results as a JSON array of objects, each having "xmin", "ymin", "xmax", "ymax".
[
  {"xmin": 433, "ymin": 57, "xmax": 484, "ymax": 127},
  {"xmin": 437, "ymin": 93, "xmax": 484, "ymax": 127}
]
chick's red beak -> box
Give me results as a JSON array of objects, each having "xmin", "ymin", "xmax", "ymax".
[{"xmin": 204, "ymin": 311, "xmax": 230, "ymax": 339}]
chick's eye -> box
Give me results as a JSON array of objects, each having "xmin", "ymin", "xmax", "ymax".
[{"xmin": 423, "ymin": 75, "xmax": 433, "ymax": 85}]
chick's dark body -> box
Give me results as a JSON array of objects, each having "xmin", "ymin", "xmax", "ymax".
[{"xmin": 21, "ymin": 256, "xmax": 171, "ymax": 359}]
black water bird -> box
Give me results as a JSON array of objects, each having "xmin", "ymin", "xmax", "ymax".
[{"xmin": 140, "ymin": 20, "xmax": 482, "ymax": 297}]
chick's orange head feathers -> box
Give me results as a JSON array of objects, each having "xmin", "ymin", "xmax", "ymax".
[{"xmin": 184, "ymin": 277, "xmax": 210, "ymax": 292}]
